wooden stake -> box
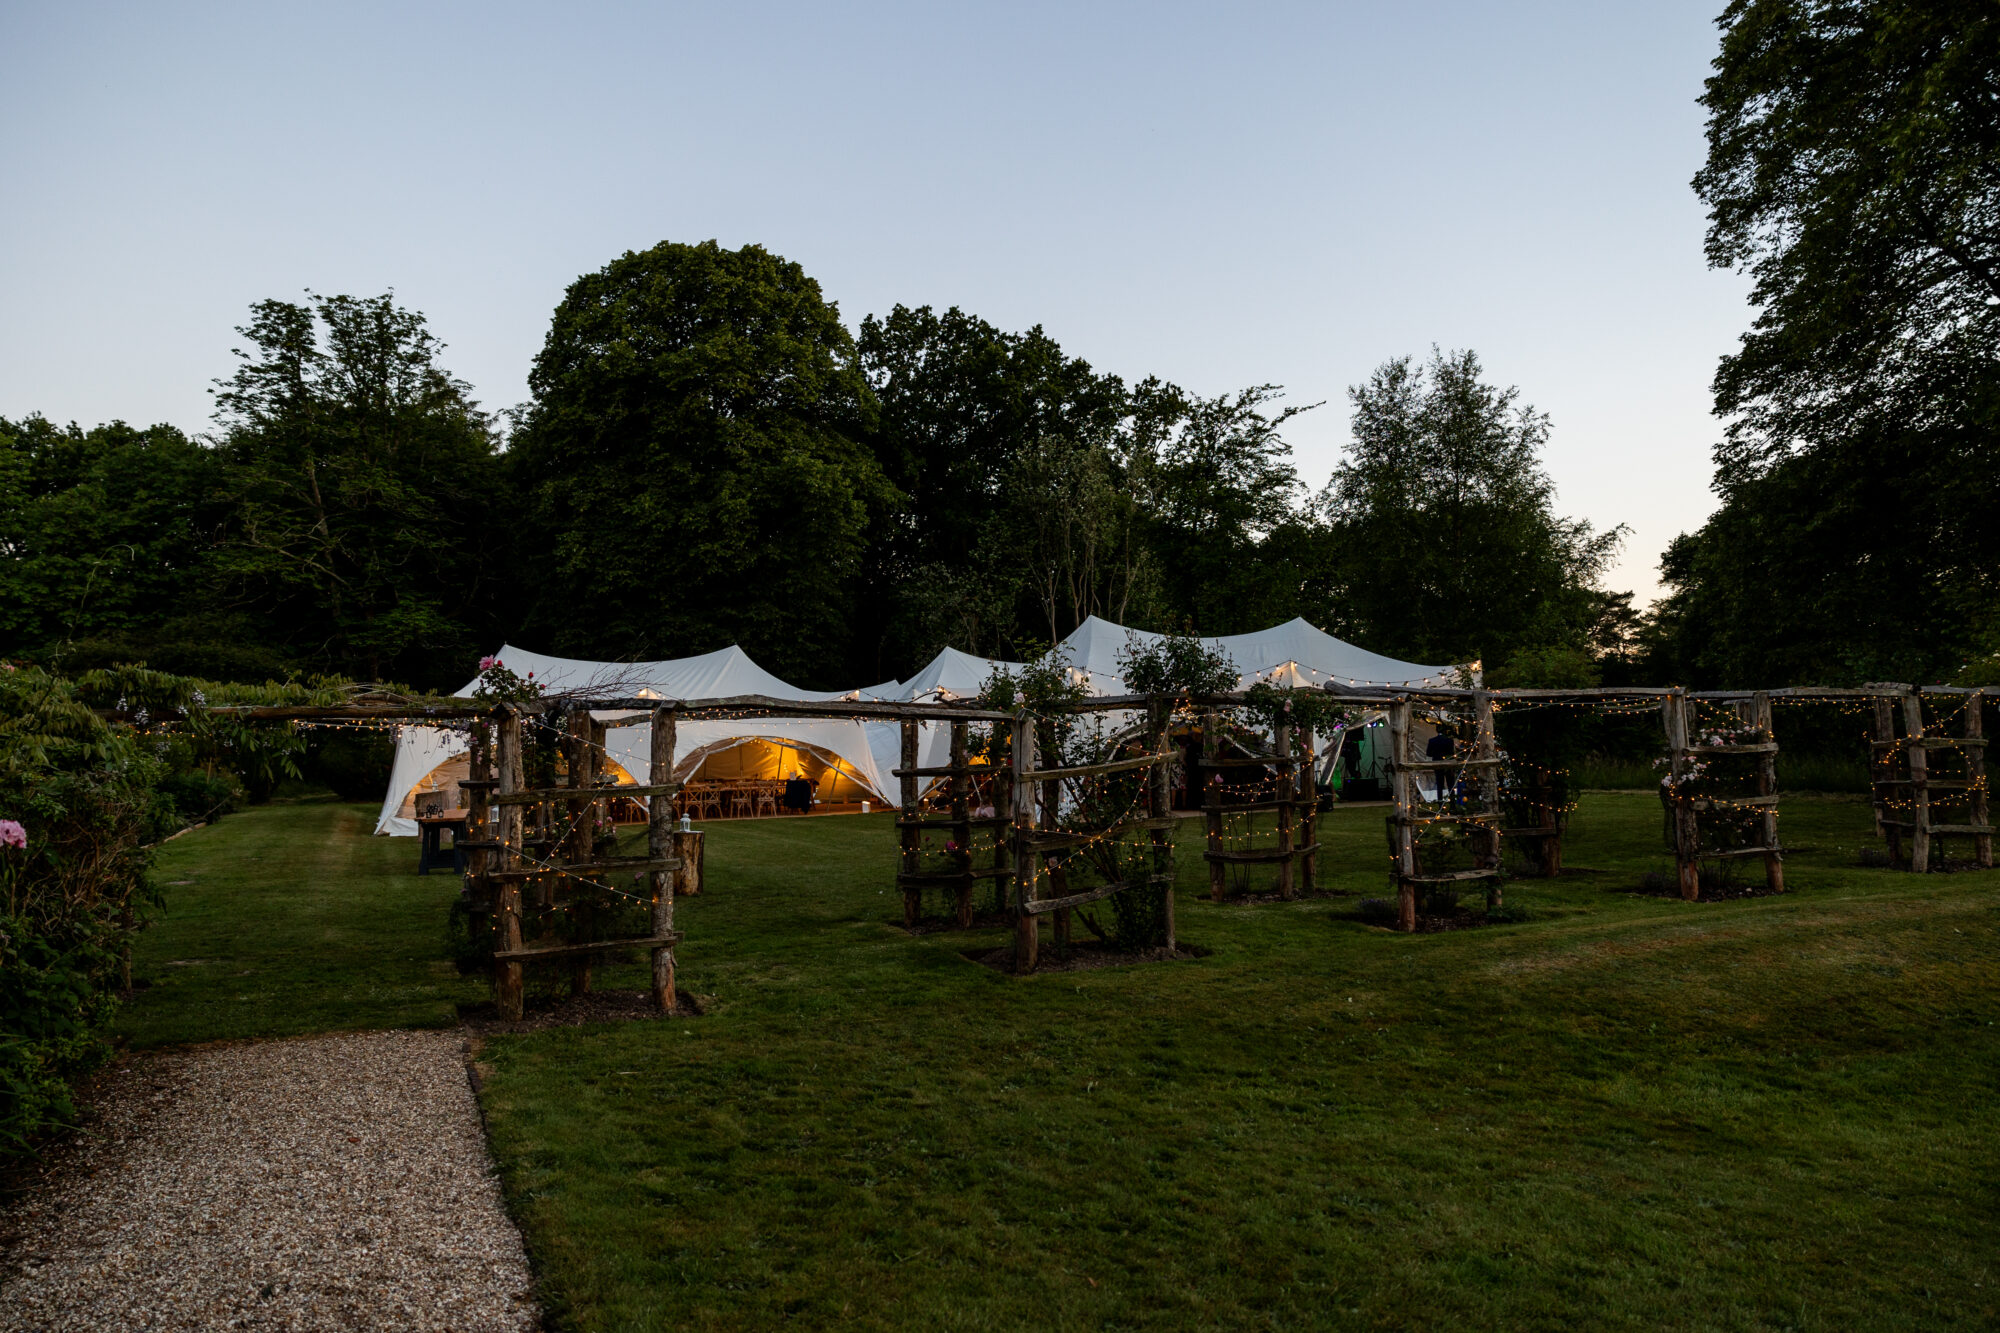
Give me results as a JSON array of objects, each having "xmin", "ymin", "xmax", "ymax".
[
  {"xmin": 1752, "ymin": 691, "xmax": 1785, "ymax": 893},
  {"xmin": 1148, "ymin": 698, "xmax": 1176, "ymax": 952},
  {"xmin": 1903, "ymin": 690, "xmax": 1931, "ymax": 874},
  {"xmin": 1871, "ymin": 696, "xmax": 1901, "ymax": 862},
  {"xmin": 1389, "ymin": 700, "xmax": 1417, "ymax": 932},
  {"xmin": 1274, "ymin": 721, "xmax": 1295, "ymax": 901},
  {"xmin": 1969, "ymin": 690, "xmax": 1992, "ymax": 869},
  {"xmin": 1012, "ymin": 713, "xmax": 1039, "ymax": 973},
  {"xmin": 900, "ymin": 720, "xmax": 920, "ymax": 927},
  {"xmin": 494, "ymin": 708, "xmax": 526, "ymax": 1021},
  {"xmin": 649, "ymin": 706, "xmax": 677, "ymax": 1012},
  {"xmin": 1472, "ymin": 689, "xmax": 1502, "ymax": 909},
  {"xmin": 1665, "ymin": 690, "xmax": 1700, "ymax": 901},
  {"xmin": 568, "ymin": 707, "xmax": 597, "ymax": 996},
  {"xmin": 1203, "ymin": 710, "xmax": 1226, "ymax": 902},
  {"xmin": 950, "ymin": 721, "xmax": 972, "ymax": 928},
  {"xmin": 1296, "ymin": 721, "xmax": 1317, "ymax": 895}
]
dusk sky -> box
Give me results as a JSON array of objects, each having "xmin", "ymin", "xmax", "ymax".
[{"xmin": 1, "ymin": 1, "xmax": 1748, "ymax": 602}]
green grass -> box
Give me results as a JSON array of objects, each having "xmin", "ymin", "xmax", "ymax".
[
  {"xmin": 127, "ymin": 793, "xmax": 2000, "ymax": 1329},
  {"xmin": 117, "ymin": 796, "xmax": 485, "ymax": 1046}
]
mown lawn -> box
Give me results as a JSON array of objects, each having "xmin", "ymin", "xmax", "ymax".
[{"xmin": 125, "ymin": 793, "xmax": 2000, "ymax": 1330}]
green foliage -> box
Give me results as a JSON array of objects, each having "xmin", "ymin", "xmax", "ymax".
[
  {"xmin": 1655, "ymin": 1, "xmax": 2000, "ymax": 687},
  {"xmin": 0, "ymin": 665, "xmax": 170, "ymax": 1154},
  {"xmin": 1486, "ymin": 644, "xmax": 1601, "ymax": 690},
  {"xmin": 0, "ymin": 417, "xmax": 230, "ymax": 673},
  {"xmin": 509, "ymin": 240, "xmax": 894, "ymax": 688},
  {"xmin": 1114, "ymin": 630, "xmax": 1238, "ymax": 697},
  {"xmin": 1312, "ymin": 349, "xmax": 1624, "ymax": 668}
]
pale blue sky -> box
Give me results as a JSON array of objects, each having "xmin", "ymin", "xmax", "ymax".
[{"xmin": 0, "ymin": 1, "xmax": 1747, "ymax": 600}]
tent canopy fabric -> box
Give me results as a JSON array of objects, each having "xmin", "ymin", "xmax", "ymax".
[
  {"xmin": 373, "ymin": 624, "xmax": 1455, "ymax": 834},
  {"xmin": 372, "ymin": 644, "xmax": 902, "ymax": 835}
]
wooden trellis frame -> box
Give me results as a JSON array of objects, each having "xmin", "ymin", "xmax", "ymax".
[
  {"xmin": 1009, "ymin": 701, "xmax": 1180, "ymax": 974},
  {"xmin": 894, "ymin": 720, "xmax": 1011, "ymax": 928},
  {"xmin": 1870, "ymin": 685, "xmax": 1992, "ymax": 872},
  {"xmin": 1664, "ymin": 688, "xmax": 1784, "ymax": 900},
  {"xmin": 1199, "ymin": 709, "xmax": 1319, "ymax": 901},
  {"xmin": 469, "ymin": 702, "xmax": 685, "ymax": 1020},
  {"xmin": 1382, "ymin": 691, "xmax": 1504, "ymax": 932}
]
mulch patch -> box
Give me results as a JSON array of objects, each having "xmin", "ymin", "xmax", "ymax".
[
  {"xmin": 964, "ymin": 943, "xmax": 1210, "ymax": 974},
  {"xmin": 458, "ymin": 988, "xmax": 706, "ymax": 1034}
]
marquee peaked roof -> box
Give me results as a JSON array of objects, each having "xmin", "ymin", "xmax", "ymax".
[{"xmin": 1058, "ymin": 615, "xmax": 1460, "ymax": 691}]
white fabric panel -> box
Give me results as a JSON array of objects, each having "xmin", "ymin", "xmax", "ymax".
[{"xmin": 372, "ymin": 725, "xmax": 468, "ymax": 836}]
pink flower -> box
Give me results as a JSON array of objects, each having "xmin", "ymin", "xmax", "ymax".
[
  {"xmin": 0, "ymin": 820, "xmax": 24, "ymax": 850},
  {"xmin": 479, "ymin": 655, "xmax": 499, "ymax": 671}
]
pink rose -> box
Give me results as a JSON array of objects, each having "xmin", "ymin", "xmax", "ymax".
[
  {"xmin": 479, "ymin": 655, "xmax": 499, "ymax": 671},
  {"xmin": 0, "ymin": 820, "xmax": 25, "ymax": 850}
]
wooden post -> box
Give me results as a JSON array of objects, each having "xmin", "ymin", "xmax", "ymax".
[
  {"xmin": 567, "ymin": 707, "xmax": 597, "ymax": 996},
  {"xmin": 1388, "ymin": 700, "xmax": 1417, "ymax": 932},
  {"xmin": 649, "ymin": 706, "xmax": 678, "ymax": 1013},
  {"xmin": 1871, "ymin": 695, "xmax": 1902, "ymax": 862},
  {"xmin": 1042, "ymin": 720, "xmax": 1068, "ymax": 949},
  {"xmin": 899, "ymin": 720, "xmax": 920, "ymax": 927},
  {"xmin": 1148, "ymin": 697, "xmax": 1176, "ymax": 952},
  {"xmin": 493, "ymin": 707, "xmax": 526, "ymax": 1021},
  {"xmin": 1297, "ymin": 721, "xmax": 1318, "ymax": 895},
  {"xmin": 1012, "ymin": 713, "xmax": 1039, "ymax": 973},
  {"xmin": 1903, "ymin": 690, "xmax": 1931, "ymax": 874},
  {"xmin": 1203, "ymin": 710, "xmax": 1226, "ymax": 902},
  {"xmin": 463, "ymin": 720, "xmax": 493, "ymax": 884},
  {"xmin": 950, "ymin": 721, "xmax": 973, "ymax": 928},
  {"xmin": 1274, "ymin": 721, "xmax": 1296, "ymax": 901},
  {"xmin": 1751, "ymin": 691, "xmax": 1785, "ymax": 894},
  {"xmin": 991, "ymin": 724, "xmax": 1013, "ymax": 920},
  {"xmin": 1969, "ymin": 690, "xmax": 1992, "ymax": 870},
  {"xmin": 1665, "ymin": 690, "xmax": 1700, "ymax": 901},
  {"xmin": 1469, "ymin": 690, "xmax": 1503, "ymax": 909}
]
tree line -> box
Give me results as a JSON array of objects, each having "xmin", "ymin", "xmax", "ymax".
[{"xmin": 0, "ymin": 254, "xmax": 1629, "ymax": 693}]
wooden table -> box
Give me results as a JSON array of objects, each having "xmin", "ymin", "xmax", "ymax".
[{"xmin": 415, "ymin": 808, "xmax": 470, "ymax": 875}]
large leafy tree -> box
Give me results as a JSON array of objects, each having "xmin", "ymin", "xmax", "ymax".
[
  {"xmin": 209, "ymin": 293, "xmax": 501, "ymax": 685},
  {"xmin": 510, "ymin": 241, "xmax": 893, "ymax": 685},
  {"xmin": 1656, "ymin": 0, "xmax": 2000, "ymax": 684},
  {"xmin": 1314, "ymin": 348, "xmax": 1623, "ymax": 669},
  {"xmin": 1132, "ymin": 381, "xmax": 1310, "ymax": 635},
  {"xmin": 857, "ymin": 306, "xmax": 1130, "ymax": 663}
]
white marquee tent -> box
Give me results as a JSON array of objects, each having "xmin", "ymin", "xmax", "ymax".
[{"xmin": 374, "ymin": 620, "xmax": 1455, "ymax": 834}]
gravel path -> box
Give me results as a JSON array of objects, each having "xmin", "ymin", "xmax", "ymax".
[{"xmin": 0, "ymin": 1029, "xmax": 540, "ymax": 1332}]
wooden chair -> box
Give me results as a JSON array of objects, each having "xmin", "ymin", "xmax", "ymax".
[
  {"xmin": 754, "ymin": 782, "xmax": 779, "ymax": 818},
  {"xmin": 726, "ymin": 785, "xmax": 754, "ymax": 819}
]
